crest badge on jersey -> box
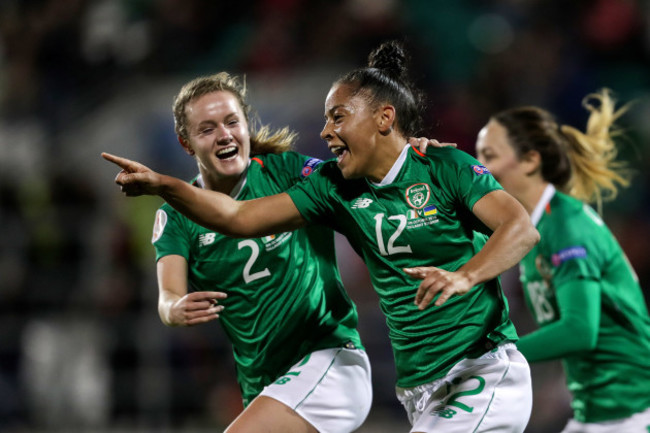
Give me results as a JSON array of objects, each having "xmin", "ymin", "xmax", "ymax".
[
  {"xmin": 471, "ymin": 164, "xmax": 490, "ymax": 175},
  {"xmin": 405, "ymin": 183, "xmax": 431, "ymax": 209},
  {"xmin": 301, "ymin": 158, "xmax": 322, "ymax": 177},
  {"xmin": 152, "ymin": 209, "xmax": 168, "ymax": 244}
]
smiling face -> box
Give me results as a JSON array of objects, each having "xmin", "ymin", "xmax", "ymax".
[
  {"xmin": 320, "ymin": 83, "xmax": 385, "ymax": 180},
  {"xmin": 181, "ymin": 91, "xmax": 250, "ymax": 189}
]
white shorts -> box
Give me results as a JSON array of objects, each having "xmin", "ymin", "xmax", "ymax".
[
  {"xmin": 560, "ymin": 407, "xmax": 650, "ymax": 433},
  {"xmin": 259, "ymin": 346, "xmax": 372, "ymax": 433},
  {"xmin": 396, "ymin": 343, "xmax": 532, "ymax": 433}
]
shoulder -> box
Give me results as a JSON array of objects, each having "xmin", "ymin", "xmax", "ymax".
[
  {"xmin": 254, "ymin": 151, "xmax": 325, "ymax": 178},
  {"xmin": 540, "ymin": 192, "xmax": 610, "ymax": 248},
  {"xmin": 413, "ymin": 146, "xmax": 486, "ymax": 171},
  {"xmin": 546, "ymin": 192, "xmax": 601, "ymax": 226}
]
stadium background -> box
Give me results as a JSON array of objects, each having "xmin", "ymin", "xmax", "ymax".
[{"xmin": 0, "ymin": 0, "xmax": 648, "ymax": 431}]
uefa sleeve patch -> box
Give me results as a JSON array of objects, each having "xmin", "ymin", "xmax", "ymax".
[
  {"xmin": 301, "ymin": 157, "xmax": 322, "ymax": 177},
  {"xmin": 152, "ymin": 209, "xmax": 168, "ymax": 244},
  {"xmin": 551, "ymin": 246, "xmax": 587, "ymax": 266},
  {"xmin": 471, "ymin": 165, "xmax": 490, "ymax": 175}
]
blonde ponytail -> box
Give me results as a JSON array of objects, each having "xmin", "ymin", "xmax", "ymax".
[{"xmin": 560, "ymin": 89, "xmax": 632, "ymax": 212}]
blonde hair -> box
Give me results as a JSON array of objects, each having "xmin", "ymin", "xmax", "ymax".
[
  {"xmin": 560, "ymin": 89, "xmax": 631, "ymax": 208},
  {"xmin": 493, "ymin": 88, "xmax": 633, "ymax": 211},
  {"xmin": 172, "ymin": 72, "xmax": 296, "ymax": 155}
]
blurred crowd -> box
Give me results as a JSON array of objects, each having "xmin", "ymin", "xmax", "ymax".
[{"xmin": 0, "ymin": 0, "xmax": 648, "ymax": 432}]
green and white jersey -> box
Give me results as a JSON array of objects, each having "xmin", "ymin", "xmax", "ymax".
[
  {"xmin": 152, "ymin": 151, "xmax": 362, "ymax": 406},
  {"xmin": 520, "ymin": 184, "xmax": 650, "ymax": 422},
  {"xmin": 287, "ymin": 144, "xmax": 518, "ymax": 388}
]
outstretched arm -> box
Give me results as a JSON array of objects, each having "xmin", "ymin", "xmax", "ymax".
[
  {"xmin": 406, "ymin": 189, "xmax": 539, "ymax": 309},
  {"xmin": 102, "ymin": 152, "xmax": 306, "ymax": 237}
]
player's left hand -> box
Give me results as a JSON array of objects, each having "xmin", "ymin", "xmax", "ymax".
[
  {"xmin": 403, "ymin": 266, "xmax": 472, "ymax": 309},
  {"xmin": 408, "ymin": 137, "xmax": 457, "ymax": 154}
]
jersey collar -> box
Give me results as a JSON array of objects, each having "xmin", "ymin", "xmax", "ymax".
[
  {"xmin": 195, "ymin": 160, "xmax": 251, "ymax": 199},
  {"xmin": 530, "ymin": 183, "xmax": 556, "ymax": 226},
  {"xmin": 370, "ymin": 143, "xmax": 410, "ymax": 187}
]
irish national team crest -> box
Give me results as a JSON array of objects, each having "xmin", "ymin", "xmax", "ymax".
[{"xmin": 405, "ymin": 183, "xmax": 431, "ymax": 209}]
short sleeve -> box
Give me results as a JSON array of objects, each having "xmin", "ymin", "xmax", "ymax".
[
  {"xmin": 434, "ymin": 148, "xmax": 502, "ymax": 210},
  {"xmin": 540, "ymin": 213, "xmax": 605, "ymax": 286},
  {"xmin": 285, "ymin": 162, "xmax": 338, "ymax": 227},
  {"xmin": 152, "ymin": 205, "xmax": 192, "ymax": 262}
]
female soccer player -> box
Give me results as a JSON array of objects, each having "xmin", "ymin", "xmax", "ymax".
[
  {"xmin": 104, "ymin": 41, "xmax": 539, "ymax": 433},
  {"xmin": 475, "ymin": 89, "xmax": 650, "ymax": 432},
  {"xmin": 146, "ymin": 72, "xmax": 373, "ymax": 433}
]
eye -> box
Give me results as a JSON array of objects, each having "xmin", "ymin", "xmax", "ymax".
[
  {"xmin": 227, "ymin": 119, "xmax": 239, "ymax": 126},
  {"xmin": 333, "ymin": 114, "xmax": 343, "ymax": 124},
  {"xmin": 200, "ymin": 128, "xmax": 214, "ymax": 135}
]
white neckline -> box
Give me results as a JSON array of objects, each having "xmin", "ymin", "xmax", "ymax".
[
  {"xmin": 195, "ymin": 160, "xmax": 250, "ymax": 199},
  {"xmin": 530, "ymin": 184, "xmax": 556, "ymax": 226},
  {"xmin": 371, "ymin": 144, "xmax": 410, "ymax": 186}
]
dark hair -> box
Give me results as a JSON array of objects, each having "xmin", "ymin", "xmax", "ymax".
[
  {"xmin": 335, "ymin": 40, "xmax": 425, "ymax": 137},
  {"xmin": 493, "ymin": 89, "xmax": 631, "ymax": 209}
]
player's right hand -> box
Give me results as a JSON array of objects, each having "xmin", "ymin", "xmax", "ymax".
[
  {"xmin": 102, "ymin": 152, "xmax": 165, "ymax": 197},
  {"xmin": 168, "ymin": 291, "xmax": 227, "ymax": 326}
]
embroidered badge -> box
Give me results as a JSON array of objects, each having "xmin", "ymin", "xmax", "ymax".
[
  {"xmin": 301, "ymin": 158, "xmax": 322, "ymax": 177},
  {"xmin": 405, "ymin": 183, "xmax": 431, "ymax": 209},
  {"xmin": 551, "ymin": 246, "xmax": 587, "ymax": 266},
  {"xmin": 471, "ymin": 165, "xmax": 490, "ymax": 175}
]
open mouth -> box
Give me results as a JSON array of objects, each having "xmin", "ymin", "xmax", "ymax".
[
  {"xmin": 217, "ymin": 145, "xmax": 238, "ymax": 160},
  {"xmin": 330, "ymin": 145, "xmax": 349, "ymax": 164}
]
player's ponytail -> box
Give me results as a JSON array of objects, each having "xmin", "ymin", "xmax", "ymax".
[
  {"xmin": 336, "ymin": 40, "xmax": 425, "ymax": 137},
  {"xmin": 492, "ymin": 89, "xmax": 632, "ymax": 211}
]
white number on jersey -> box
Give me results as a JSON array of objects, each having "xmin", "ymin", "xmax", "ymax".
[
  {"xmin": 526, "ymin": 280, "xmax": 556, "ymax": 322},
  {"xmin": 237, "ymin": 239, "xmax": 271, "ymax": 283},
  {"xmin": 374, "ymin": 213, "xmax": 413, "ymax": 256}
]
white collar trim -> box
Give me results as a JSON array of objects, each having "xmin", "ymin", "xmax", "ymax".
[
  {"xmin": 530, "ymin": 184, "xmax": 556, "ymax": 226},
  {"xmin": 195, "ymin": 160, "xmax": 250, "ymax": 199},
  {"xmin": 371, "ymin": 144, "xmax": 410, "ymax": 186}
]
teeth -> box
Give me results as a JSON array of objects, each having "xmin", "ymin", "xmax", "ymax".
[
  {"xmin": 330, "ymin": 146, "xmax": 345, "ymax": 156},
  {"xmin": 218, "ymin": 146, "xmax": 237, "ymax": 155}
]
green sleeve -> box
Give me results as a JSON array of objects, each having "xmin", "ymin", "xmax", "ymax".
[{"xmin": 517, "ymin": 279, "xmax": 601, "ymax": 362}]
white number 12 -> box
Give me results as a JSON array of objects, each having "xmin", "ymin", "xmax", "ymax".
[{"xmin": 374, "ymin": 213, "xmax": 412, "ymax": 256}]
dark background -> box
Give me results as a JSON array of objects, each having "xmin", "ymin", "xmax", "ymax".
[{"xmin": 1, "ymin": 0, "xmax": 648, "ymax": 431}]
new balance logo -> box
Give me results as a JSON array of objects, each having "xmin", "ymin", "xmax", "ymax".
[
  {"xmin": 198, "ymin": 233, "xmax": 216, "ymax": 246},
  {"xmin": 352, "ymin": 198, "xmax": 373, "ymax": 209}
]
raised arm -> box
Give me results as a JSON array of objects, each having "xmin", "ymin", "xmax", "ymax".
[{"xmin": 102, "ymin": 152, "xmax": 306, "ymax": 237}]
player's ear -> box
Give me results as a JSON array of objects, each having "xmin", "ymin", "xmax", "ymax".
[
  {"xmin": 178, "ymin": 136, "xmax": 195, "ymax": 156},
  {"xmin": 377, "ymin": 104, "xmax": 396, "ymax": 136},
  {"xmin": 522, "ymin": 150, "xmax": 541, "ymax": 176}
]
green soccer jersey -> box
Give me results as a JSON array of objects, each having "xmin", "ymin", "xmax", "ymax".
[
  {"xmin": 287, "ymin": 145, "xmax": 518, "ymax": 387},
  {"xmin": 152, "ymin": 151, "xmax": 362, "ymax": 406},
  {"xmin": 519, "ymin": 185, "xmax": 650, "ymax": 422}
]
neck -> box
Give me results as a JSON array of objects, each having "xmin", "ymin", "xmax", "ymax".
[
  {"xmin": 199, "ymin": 168, "xmax": 243, "ymax": 195},
  {"xmin": 366, "ymin": 136, "xmax": 407, "ymax": 183},
  {"xmin": 517, "ymin": 180, "xmax": 551, "ymax": 215}
]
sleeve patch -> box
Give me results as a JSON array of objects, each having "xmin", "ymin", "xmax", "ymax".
[
  {"xmin": 152, "ymin": 209, "xmax": 168, "ymax": 244},
  {"xmin": 301, "ymin": 157, "xmax": 323, "ymax": 177},
  {"xmin": 551, "ymin": 246, "xmax": 587, "ymax": 266},
  {"xmin": 471, "ymin": 164, "xmax": 490, "ymax": 175}
]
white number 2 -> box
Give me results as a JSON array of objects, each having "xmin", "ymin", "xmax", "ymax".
[
  {"xmin": 237, "ymin": 240, "xmax": 271, "ymax": 283},
  {"xmin": 374, "ymin": 213, "xmax": 412, "ymax": 256}
]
